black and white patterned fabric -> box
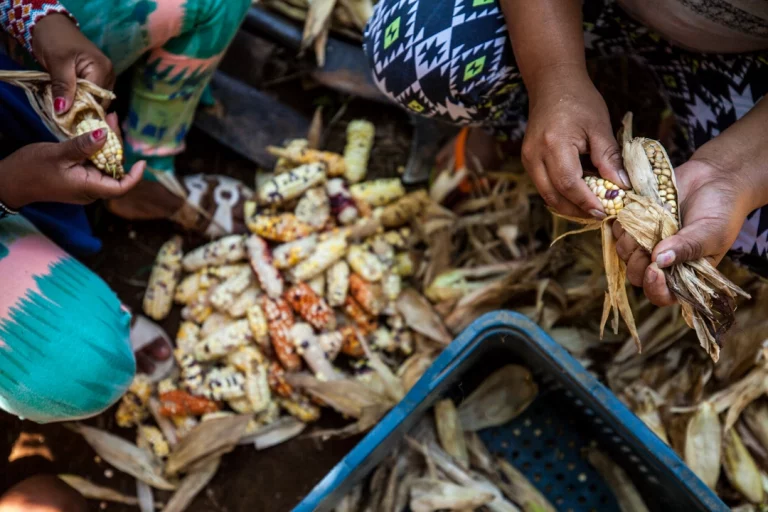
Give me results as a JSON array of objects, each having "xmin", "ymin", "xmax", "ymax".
[{"xmin": 363, "ymin": 0, "xmax": 768, "ymax": 276}]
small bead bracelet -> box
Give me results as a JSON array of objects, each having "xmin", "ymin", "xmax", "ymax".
[{"xmin": 0, "ymin": 198, "xmax": 17, "ymax": 220}]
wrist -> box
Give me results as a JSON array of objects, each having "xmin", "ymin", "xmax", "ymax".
[
  {"xmin": 524, "ymin": 62, "xmax": 590, "ymax": 103},
  {"xmin": 0, "ymin": 172, "xmax": 25, "ymax": 211}
]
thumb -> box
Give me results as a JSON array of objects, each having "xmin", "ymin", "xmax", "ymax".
[
  {"xmin": 56, "ymin": 128, "xmax": 107, "ymax": 163},
  {"xmin": 652, "ymin": 223, "xmax": 717, "ymax": 268},
  {"xmin": 588, "ymin": 127, "xmax": 630, "ymax": 189},
  {"xmin": 48, "ymin": 60, "xmax": 77, "ymax": 115}
]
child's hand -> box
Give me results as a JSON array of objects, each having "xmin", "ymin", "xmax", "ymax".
[
  {"xmin": 31, "ymin": 13, "xmax": 115, "ymax": 113},
  {"xmin": 0, "ymin": 114, "xmax": 143, "ymax": 210},
  {"xmin": 521, "ymin": 67, "xmax": 629, "ymax": 218}
]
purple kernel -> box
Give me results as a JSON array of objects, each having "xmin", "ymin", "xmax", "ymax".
[{"xmin": 605, "ymin": 189, "xmax": 619, "ymax": 200}]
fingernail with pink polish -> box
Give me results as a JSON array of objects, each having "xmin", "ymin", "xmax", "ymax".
[
  {"xmin": 91, "ymin": 129, "xmax": 106, "ymax": 141},
  {"xmin": 656, "ymin": 250, "xmax": 675, "ymax": 268},
  {"xmin": 54, "ymin": 97, "xmax": 66, "ymax": 114},
  {"xmin": 589, "ymin": 209, "xmax": 606, "ymax": 219}
]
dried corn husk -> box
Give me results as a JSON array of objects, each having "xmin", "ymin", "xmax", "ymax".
[
  {"xmin": 162, "ymin": 457, "xmax": 220, "ymax": 512},
  {"xmin": 683, "ymin": 401, "xmax": 721, "ymax": 489},
  {"xmin": 410, "ymin": 478, "xmax": 494, "ymax": 512},
  {"xmin": 723, "ymin": 428, "xmax": 765, "ymax": 504},
  {"xmin": 458, "ymin": 365, "xmax": 537, "ymax": 431},
  {"xmin": 396, "ymin": 288, "xmax": 452, "ymax": 345},
  {"xmin": 165, "ymin": 415, "xmax": 250, "ymax": 475},
  {"xmin": 586, "ymin": 447, "xmax": 649, "ymax": 512},
  {"xmin": 495, "ymin": 457, "xmax": 556, "ymax": 512},
  {"xmin": 434, "ymin": 399, "xmax": 469, "ymax": 468},
  {"xmin": 58, "ymin": 474, "xmax": 161, "ymax": 508}
]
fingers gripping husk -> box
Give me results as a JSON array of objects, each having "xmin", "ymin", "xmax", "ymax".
[
  {"xmin": 0, "ymin": 71, "xmax": 124, "ymax": 178},
  {"xmin": 552, "ymin": 112, "xmax": 748, "ymax": 361}
]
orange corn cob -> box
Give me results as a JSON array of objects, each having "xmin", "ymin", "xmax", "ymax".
[
  {"xmin": 267, "ymin": 361, "xmax": 294, "ymax": 398},
  {"xmin": 343, "ymin": 296, "xmax": 378, "ymax": 335},
  {"xmin": 260, "ymin": 296, "xmax": 301, "ymax": 371},
  {"xmin": 340, "ymin": 325, "xmax": 366, "ymax": 357},
  {"xmin": 285, "ymin": 282, "xmax": 336, "ymax": 331},
  {"xmin": 349, "ymin": 273, "xmax": 385, "ymax": 315},
  {"xmin": 158, "ymin": 390, "xmax": 220, "ymax": 417}
]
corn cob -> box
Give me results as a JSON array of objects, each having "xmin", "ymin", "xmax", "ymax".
[
  {"xmin": 182, "ymin": 235, "xmax": 246, "ymax": 272},
  {"xmin": 209, "ymin": 266, "xmax": 253, "ymax": 312},
  {"xmin": 229, "ymin": 363, "xmax": 271, "ymax": 414},
  {"xmin": 326, "ymin": 178, "xmax": 359, "ymax": 225},
  {"xmin": 257, "ymin": 162, "xmax": 327, "ymax": 205},
  {"xmin": 209, "ymin": 264, "xmax": 251, "ymax": 279},
  {"xmin": 200, "ymin": 312, "xmax": 234, "ymax": 338},
  {"xmin": 343, "ymin": 119, "xmax": 375, "ymax": 183},
  {"xmin": 340, "ymin": 325, "xmax": 366, "ymax": 357},
  {"xmin": 317, "ymin": 330, "xmax": 344, "ymax": 360},
  {"xmin": 137, "ymin": 425, "xmax": 169, "ymax": 458},
  {"xmin": 115, "ymin": 375, "xmax": 152, "ymax": 428},
  {"xmin": 175, "ymin": 349, "xmax": 204, "ymax": 392},
  {"xmin": 278, "ymin": 395, "xmax": 322, "ymax": 423},
  {"xmin": 383, "ymin": 228, "xmax": 412, "ymax": 250},
  {"xmin": 368, "ymin": 235, "xmax": 396, "ymax": 267},
  {"xmin": 261, "ymin": 296, "xmax": 302, "ymax": 371},
  {"xmin": 291, "ymin": 233, "xmax": 348, "ymax": 282},
  {"xmin": 349, "ymin": 273, "xmax": 385, "ymax": 315},
  {"xmin": 273, "ymin": 235, "xmax": 318, "ymax": 269},
  {"xmin": 643, "ymin": 140, "xmax": 679, "ymax": 216},
  {"xmin": 158, "ymin": 390, "xmax": 220, "ymax": 417},
  {"xmin": 308, "ymin": 274, "xmax": 326, "ymax": 297},
  {"xmin": 226, "ymin": 345, "xmax": 265, "ymax": 372},
  {"xmin": 273, "ymin": 139, "xmax": 308, "ymax": 174},
  {"xmin": 291, "ymin": 322, "xmax": 341, "ymax": 381},
  {"xmin": 194, "ymin": 319, "xmax": 252, "ymax": 361},
  {"xmin": 157, "ymin": 378, "xmax": 177, "ymax": 395},
  {"xmin": 382, "ymin": 272, "xmax": 402, "ymax": 302},
  {"xmin": 175, "ymin": 321, "xmax": 200, "ymax": 355},
  {"xmin": 180, "ymin": 289, "xmax": 213, "ymax": 324},
  {"xmin": 246, "ymin": 235, "xmax": 284, "ymax": 298},
  {"xmin": 171, "ymin": 416, "xmax": 199, "ymax": 438},
  {"xmin": 343, "ymin": 296, "xmax": 378, "ymax": 335},
  {"xmin": 347, "ymin": 245, "xmax": 384, "ymax": 282},
  {"xmin": 350, "ymin": 178, "xmax": 405, "ymax": 207},
  {"xmin": 175, "ymin": 271, "xmax": 217, "ymax": 305},
  {"xmin": 296, "ymin": 187, "xmax": 331, "ymax": 230},
  {"xmin": 203, "ymin": 366, "xmax": 247, "ymax": 401},
  {"xmin": 584, "ymin": 176, "xmax": 630, "ymax": 216},
  {"xmin": 246, "ymin": 303, "xmax": 270, "ymax": 346},
  {"xmin": 247, "ymin": 211, "xmax": 314, "ymax": 242},
  {"xmin": 200, "ymin": 411, "xmax": 235, "ymax": 421},
  {"xmin": 142, "ymin": 236, "xmax": 183, "ymax": 320},
  {"xmin": 394, "ymin": 252, "xmax": 415, "ymax": 277},
  {"xmin": 267, "ymin": 361, "xmax": 295, "ymax": 398},
  {"xmin": 326, "ymin": 260, "xmax": 350, "ymax": 307},
  {"xmin": 285, "ymin": 282, "xmax": 336, "ymax": 330},
  {"xmin": 380, "ymin": 190, "xmax": 430, "ymax": 228},
  {"xmin": 227, "ymin": 286, "xmax": 261, "ymax": 318},
  {"xmin": 252, "ymin": 401, "xmax": 281, "ymax": 428},
  {"xmin": 267, "ymin": 145, "xmax": 346, "ymax": 177},
  {"xmin": 371, "ymin": 326, "xmax": 396, "ymax": 352},
  {"xmin": 75, "ymin": 116, "xmax": 124, "ymax": 178}
]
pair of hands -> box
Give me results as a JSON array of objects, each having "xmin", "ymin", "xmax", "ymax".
[
  {"xmin": 0, "ymin": 14, "xmax": 143, "ymax": 212},
  {"xmin": 522, "ymin": 65, "xmax": 753, "ymax": 306}
]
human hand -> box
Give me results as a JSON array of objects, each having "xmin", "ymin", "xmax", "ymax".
[
  {"xmin": 0, "ymin": 113, "xmax": 143, "ymax": 209},
  {"xmin": 613, "ymin": 158, "xmax": 753, "ymax": 306},
  {"xmin": 31, "ymin": 13, "xmax": 115, "ymax": 113},
  {"xmin": 522, "ymin": 66, "xmax": 630, "ymax": 218}
]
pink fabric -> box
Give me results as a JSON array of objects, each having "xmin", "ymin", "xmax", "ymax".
[
  {"xmin": 124, "ymin": 135, "xmax": 186, "ymax": 156},
  {"xmin": 147, "ymin": 48, "xmax": 222, "ymax": 77},
  {"xmin": 0, "ymin": 235, "xmax": 66, "ymax": 319},
  {"xmin": 146, "ymin": 0, "xmax": 185, "ymax": 49}
]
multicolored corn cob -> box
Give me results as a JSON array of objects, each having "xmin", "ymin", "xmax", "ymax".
[
  {"xmin": 143, "ymin": 236, "xmax": 183, "ymax": 321},
  {"xmin": 273, "ymin": 235, "xmax": 318, "ymax": 269},
  {"xmin": 290, "ymin": 233, "xmax": 348, "ymax": 282},
  {"xmin": 285, "ymin": 282, "xmax": 336, "ymax": 330},
  {"xmin": 644, "ymin": 140, "xmax": 679, "ymax": 217},
  {"xmin": 343, "ymin": 120, "xmax": 375, "ymax": 183},
  {"xmin": 339, "ymin": 325, "xmax": 366, "ymax": 357},
  {"xmin": 75, "ymin": 116, "xmax": 124, "ymax": 178},
  {"xmin": 326, "ymin": 178, "xmax": 359, "ymax": 225},
  {"xmin": 246, "ymin": 235, "xmax": 284, "ymax": 298},
  {"xmin": 246, "ymin": 303, "xmax": 269, "ymax": 346},
  {"xmin": 194, "ymin": 319, "xmax": 252, "ymax": 361},
  {"xmin": 325, "ymin": 260, "xmax": 350, "ymax": 307},
  {"xmin": 182, "ymin": 235, "xmax": 246, "ymax": 272},
  {"xmin": 209, "ymin": 266, "xmax": 253, "ymax": 312},
  {"xmin": 137, "ymin": 425, "xmax": 169, "ymax": 458},
  {"xmin": 347, "ymin": 245, "xmax": 384, "ymax": 282},
  {"xmin": 349, "ymin": 273, "xmax": 385, "ymax": 315},
  {"xmin": 227, "ymin": 286, "xmax": 261, "ymax": 318},
  {"xmin": 203, "ymin": 366, "xmax": 247, "ymax": 400},
  {"xmin": 584, "ymin": 176, "xmax": 629, "ymax": 216},
  {"xmin": 273, "ymin": 139, "xmax": 308, "ymax": 174},
  {"xmin": 343, "ymin": 296, "xmax": 378, "ymax": 335},
  {"xmin": 247, "ymin": 211, "xmax": 314, "ymax": 243},
  {"xmin": 261, "ymin": 296, "xmax": 301, "ymax": 371},
  {"xmin": 350, "ymin": 178, "xmax": 405, "ymax": 207},
  {"xmin": 158, "ymin": 390, "xmax": 220, "ymax": 417},
  {"xmin": 295, "ymin": 187, "xmax": 330, "ymax": 229},
  {"xmin": 267, "ymin": 145, "xmax": 346, "ymax": 177},
  {"xmin": 257, "ymin": 162, "xmax": 327, "ymax": 205},
  {"xmin": 267, "ymin": 361, "xmax": 295, "ymax": 398}
]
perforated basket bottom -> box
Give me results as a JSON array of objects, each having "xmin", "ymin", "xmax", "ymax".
[{"xmin": 478, "ymin": 388, "xmax": 622, "ymax": 512}]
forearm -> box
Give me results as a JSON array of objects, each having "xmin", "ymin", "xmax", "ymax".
[
  {"xmin": 693, "ymin": 98, "xmax": 768, "ymax": 213},
  {"xmin": 0, "ymin": 0, "xmax": 76, "ymax": 57},
  {"xmin": 501, "ymin": 0, "xmax": 587, "ymax": 94}
]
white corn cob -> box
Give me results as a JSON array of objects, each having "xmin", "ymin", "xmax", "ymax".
[
  {"xmin": 157, "ymin": 378, "xmax": 177, "ymax": 395},
  {"xmin": 291, "ymin": 233, "xmax": 348, "ymax": 282},
  {"xmin": 326, "ymin": 178, "xmax": 359, "ymax": 225},
  {"xmin": 382, "ymin": 272, "xmax": 402, "ymax": 302},
  {"xmin": 273, "ymin": 235, "xmax": 318, "ymax": 269},
  {"xmin": 291, "ymin": 322, "xmax": 341, "ymax": 381},
  {"xmin": 195, "ymin": 319, "xmax": 252, "ymax": 361},
  {"xmin": 343, "ymin": 120, "xmax": 375, "ymax": 183},
  {"xmin": 326, "ymin": 260, "xmax": 350, "ymax": 307},
  {"xmin": 347, "ymin": 245, "xmax": 384, "ymax": 282},
  {"xmin": 584, "ymin": 176, "xmax": 629, "ymax": 216},
  {"xmin": 142, "ymin": 236, "xmax": 183, "ymax": 321},
  {"xmin": 246, "ymin": 304, "xmax": 269, "ymax": 345},
  {"xmin": 209, "ymin": 264, "xmax": 251, "ymax": 279},
  {"xmin": 296, "ymin": 187, "xmax": 330, "ymax": 230},
  {"xmin": 317, "ymin": 331, "xmax": 344, "ymax": 361},
  {"xmin": 257, "ymin": 162, "xmax": 326, "ymax": 205},
  {"xmin": 209, "ymin": 266, "xmax": 253, "ymax": 312},
  {"xmin": 350, "ymin": 178, "xmax": 405, "ymax": 207},
  {"xmin": 175, "ymin": 321, "xmax": 200, "ymax": 355},
  {"xmin": 180, "ymin": 289, "xmax": 213, "ymax": 324},
  {"xmin": 203, "ymin": 366, "xmax": 247, "ymax": 400},
  {"xmin": 182, "ymin": 235, "xmax": 246, "ymax": 272},
  {"xmin": 246, "ymin": 234, "xmax": 284, "ymax": 299},
  {"xmin": 75, "ymin": 116, "xmax": 124, "ymax": 178},
  {"xmin": 175, "ymin": 350, "xmax": 204, "ymax": 392},
  {"xmin": 643, "ymin": 140, "xmax": 679, "ymax": 217},
  {"xmin": 228, "ymin": 286, "xmax": 262, "ymax": 318},
  {"xmin": 200, "ymin": 312, "xmax": 233, "ymax": 338},
  {"xmin": 274, "ymin": 139, "xmax": 308, "ymax": 174},
  {"xmin": 308, "ymin": 274, "xmax": 326, "ymax": 297},
  {"xmin": 137, "ymin": 425, "xmax": 169, "ymax": 458},
  {"xmin": 226, "ymin": 345, "xmax": 265, "ymax": 372}
]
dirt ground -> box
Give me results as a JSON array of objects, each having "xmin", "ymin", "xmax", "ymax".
[{"xmin": 0, "ymin": 41, "xmax": 671, "ymax": 511}]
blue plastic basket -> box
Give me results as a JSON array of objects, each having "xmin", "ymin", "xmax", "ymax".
[{"xmin": 294, "ymin": 311, "xmax": 728, "ymax": 512}]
